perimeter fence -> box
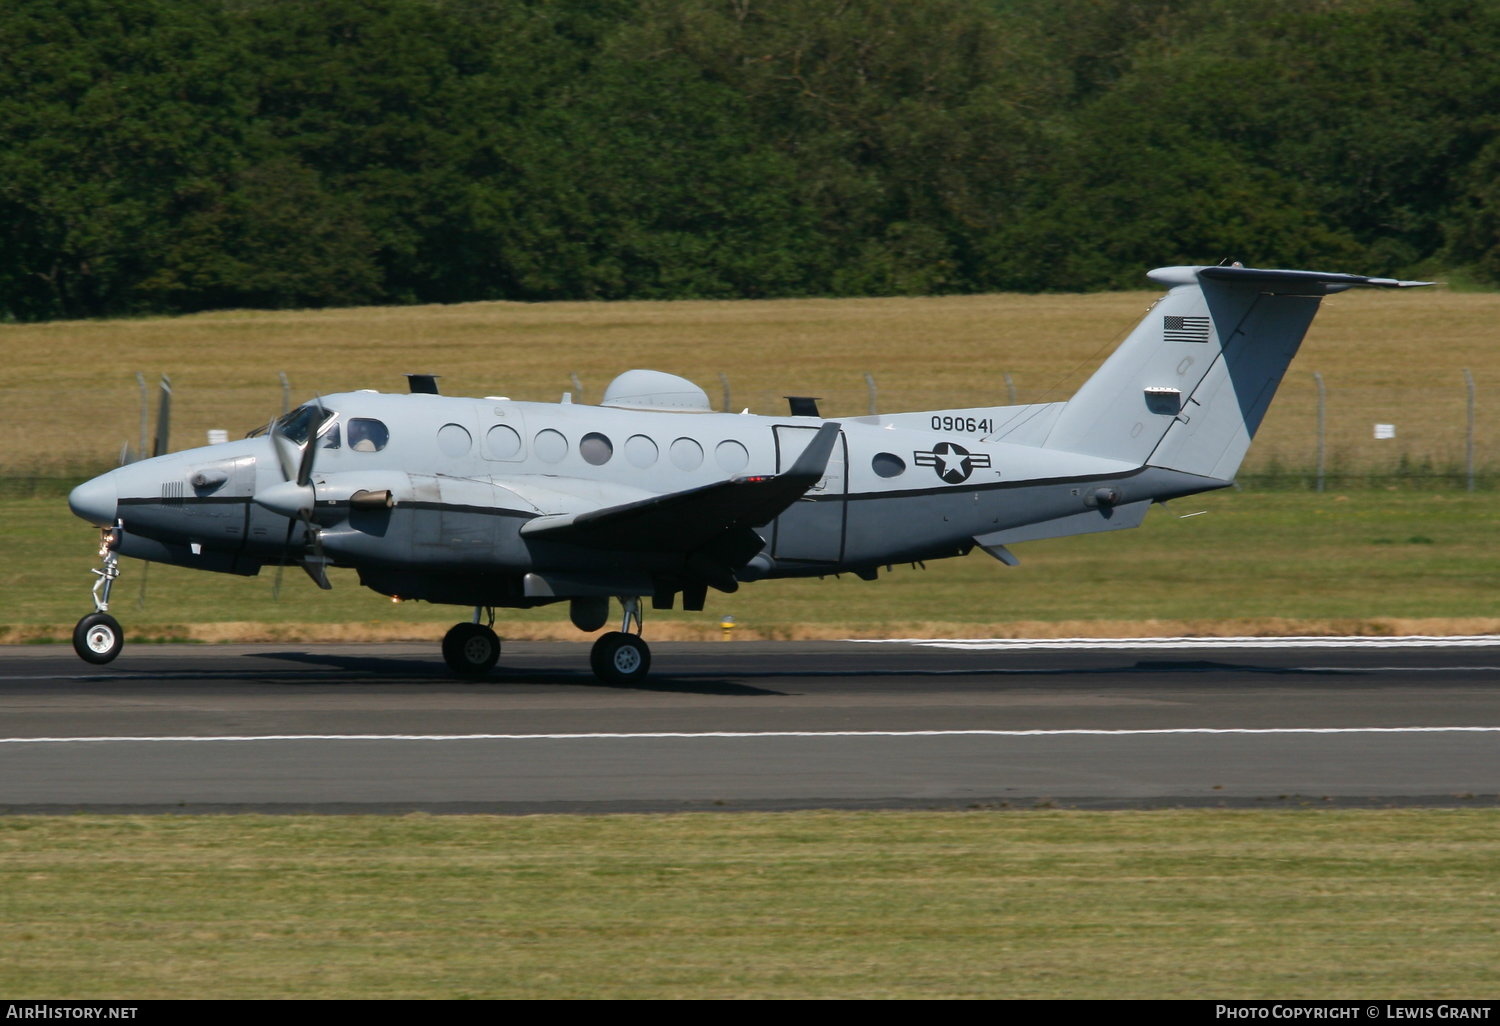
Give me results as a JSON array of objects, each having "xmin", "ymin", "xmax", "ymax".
[{"xmin": 2, "ymin": 368, "xmax": 1494, "ymax": 494}]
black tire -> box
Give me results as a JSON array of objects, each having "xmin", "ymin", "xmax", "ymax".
[
  {"xmin": 73, "ymin": 612, "xmax": 123, "ymax": 665},
  {"xmin": 442, "ymin": 622, "xmax": 500, "ymax": 678},
  {"xmin": 590, "ymin": 631, "xmax": 651, "ymax": 685}
]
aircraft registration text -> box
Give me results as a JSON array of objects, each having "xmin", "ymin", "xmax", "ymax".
[{"xmin": 930, "ymin": 415, "xmax": 994, "ymax": 433}]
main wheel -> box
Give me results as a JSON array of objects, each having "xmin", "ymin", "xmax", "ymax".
[
  {"xmin": 590, "ymin": 631, "xmax": 651, "ymax": 685},
  {"xmin": 442, "ymin": 622, "xmax": 500, "ymax": 678},
  {"xmin": 73, "ymin": 612, "xmax": 123, "ymax": 665}
]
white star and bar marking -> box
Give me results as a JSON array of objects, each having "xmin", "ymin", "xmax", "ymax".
[{"xmin": 914, "ymin": 441, "xmax": 991, "ymax": 483}]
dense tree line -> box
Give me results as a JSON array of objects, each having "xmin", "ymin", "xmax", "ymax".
[{"xmin": 2, "ymin": 0, "xmax": 1498, "ymax": 321}]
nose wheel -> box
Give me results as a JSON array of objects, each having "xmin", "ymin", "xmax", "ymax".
[
  {"xmin": 73, "ymin": 612, "xmax": 124, "ymax": 665},
  {"xmin": 73, "ymin": 527, "xmax": 125, "ymax": 665}
]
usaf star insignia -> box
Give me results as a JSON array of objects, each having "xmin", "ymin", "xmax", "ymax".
[{"xmin": 914, "ymin": 441, "xmax": 991, "ymax": 484}]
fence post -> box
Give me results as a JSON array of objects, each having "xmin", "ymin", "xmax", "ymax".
[
  {"xmin": 1003, "ymin": 372, "xmax": 1017, "ymax": 405},
  {"xmin": 569, "ymin": 372, "xmax": 584, "ymax": 404},
  {"xmin": 279, "ymin": 371, "xmax": 291, "ymax": 414},
  {"xmin": 1313, "ymin": 371, "xmax": 1326, "ymax": 492},
  {"xmin": 1464, "ymin": 368, "xmax": 1476, "ymax": 492},
  {"xmin": 864, "ymin": 372, "xmax": 877, "ymax": 415},
  {"xmin": 136, "ymin": 372, "xmax": 148, "ymax": 461},
  {"xmin": 719, "ymin": 372, "xmax": 731, "ymax": 413}
]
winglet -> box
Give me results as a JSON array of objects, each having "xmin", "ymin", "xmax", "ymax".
[{"xmin": 780, "ymin": 421, "xmax": 842, "ymax": 487}]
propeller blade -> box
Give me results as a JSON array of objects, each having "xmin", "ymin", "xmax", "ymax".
[
  {"xmin": 271, "ymin": 516, "xmax": 298, "ymax": 600},
  {"xmin": 301, "ymin": 528, "xmax": 333, "ymax": 590},
  {"xmin": 272, "ymin": 431, "xmax": 300, "ymax": 483},
  {"xmin": 151, "ymin": 375, "xmax": 171, "ymax": 457},
  {"xmin": 296, "ymin": 419, "xmax": 320, "ymax": 488},
  {"xmin": 271, "ymin": 513, "xmax": 334, "ymax": 595},
  {"xmin": 261, "ymin": 399, "xmax": 337, "ymax": 596}
]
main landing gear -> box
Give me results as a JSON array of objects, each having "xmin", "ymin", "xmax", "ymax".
[
  {"xmin": 589, "ymin": 597, "xmax": 651, "ymax": 686},
  {"xmin": 441, "ymin": 597, "xmax": 652, "ymax": 686},
  {"xmin": 441, "ymin": 615, "xmax": 502, "ymax": 678},
  {"xmin": 73, "ymin": 528, "xmax": 124, "ymax": 665}
]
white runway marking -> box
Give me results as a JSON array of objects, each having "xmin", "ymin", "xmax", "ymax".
[
  {"xmin": 854, "ymin": 635, "xmax": 1500, "ymax": 650},
  {"xmin": 4, "ymin": 726, "xmax": 1499, "ymax": 744}
]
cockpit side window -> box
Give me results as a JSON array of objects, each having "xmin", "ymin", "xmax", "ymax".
[
  {"xmin": 320, "ymin": 423, "xmax": 341, "ymax": 449},
  {"xmin": 348, "ymin": 418, "xmax": 389, "ymax": 452}
]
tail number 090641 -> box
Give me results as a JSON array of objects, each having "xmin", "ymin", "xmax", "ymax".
[{"xmin": 931, "ymin": 415, "xmax": 993, "ymax": 433}]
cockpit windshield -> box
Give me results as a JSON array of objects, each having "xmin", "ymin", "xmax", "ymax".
[{"xmin": 273, "ymin": 404, "xmax": 333, "ymax": 445}]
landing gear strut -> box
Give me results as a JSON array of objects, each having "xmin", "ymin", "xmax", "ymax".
[
  {"xmin": 442, "ymin": 608, "xmax": 501, "ymax": 678},
  {"xmin": 73, "ymin": 528, "xmax": 124, "ymax": 665},
  {"xmin": 590, "ymin": 596, "xmax": 651, "ymax": 685},
  {"xmin": 438, "ymin": 598, "xmax": 653, "ymax": 684}
]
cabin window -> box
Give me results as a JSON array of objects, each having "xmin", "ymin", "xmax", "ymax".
[
  {"xmin": 437, "ymin": 423, "xmax": 472, "ymax": 458},
  {"xmin": 625, "ymin": 434, "xmax": 658, "ymax": 468},
  {"xmin": 347, "ymin": 418, "xmax": 389, "ymax": 452},
  {"xmin": 872, "ymin": 452, "xmax": 906, "ymax": 478},
  {"xmin": 320, "ymin": 424, "xmax": 341, "ymax": 449},
  {"xmin": 715, "ymin": 440, "xmax": 749, "ymax": 473},
  {"xmin": 670, "ymin": 437, "xmax": 703, "ymax": 471},
  {"xmin": 580, "ymin": 432, "xmax": 614, "ymax": 466},
  {"xmin": 534, "ymin": 429, "xmax": 568, "ymax": 464},
  {"xmin": 487, "ymin": 424, "xmax": 523, "ymax": 460}
]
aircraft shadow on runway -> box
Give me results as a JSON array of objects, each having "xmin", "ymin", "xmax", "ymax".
[
  {"xmin": 251, "ymin": 650, "xmax": 1354, "ymax": 688},
  {"xmin": 252, "ymin": 650, "xmax": 790, "ymax": 696}
]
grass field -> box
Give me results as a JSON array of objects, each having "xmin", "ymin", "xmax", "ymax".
[
  {"xmin": 3, "ymin": 288, "xmax": 1498, "ymax": 483},
  {"xmin": 6, "ymin": 487, "xmax": 1500, "ymax": 641},
  {"xmin": 2, "ymin": 810, "xmax": 1496, "ymax": 999}
]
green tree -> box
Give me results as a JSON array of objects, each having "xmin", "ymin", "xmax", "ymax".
[
  {"xmin": 987, "ymin": 0, "xmax": 1500, "ymax": 288},
  {"xmin": 609, "ymin": 0, "xmax": 1057, "ymax": 294},
  {"xmin": 0, "ymin": 0, "xmax": 252, "ymax": 318}
]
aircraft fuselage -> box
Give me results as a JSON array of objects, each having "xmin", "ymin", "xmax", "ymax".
[{"xmin": 71, "ymin": 389, "xmax": 1224, "ymax": 610}]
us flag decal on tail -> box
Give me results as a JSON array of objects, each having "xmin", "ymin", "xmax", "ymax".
[{"xmin": 1163, "ymin": 315, "xmax": 1211, "ymax": 343}]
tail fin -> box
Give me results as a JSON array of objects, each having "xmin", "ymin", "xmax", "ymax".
[{"xmin": 1043, "ymin": 265, "xmax": 1432, "ymax": 481}]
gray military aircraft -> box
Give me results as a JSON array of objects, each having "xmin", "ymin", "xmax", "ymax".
[{"xmin": 67, "ymin": 263, "xmax": 1430, "ymax": 683}]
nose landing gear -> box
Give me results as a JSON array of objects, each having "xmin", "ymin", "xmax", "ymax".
[{"xmin": 73, "ymin": 528, "xmax": 124, "ymax": 665}]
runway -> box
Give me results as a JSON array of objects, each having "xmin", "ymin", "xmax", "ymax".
[{"xmin": 2, "ymin": 638, "xmax": 1498, "ymax": 813}]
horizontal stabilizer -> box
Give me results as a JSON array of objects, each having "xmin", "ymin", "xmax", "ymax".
[
  {"xmin": 520, "ymin": 422, "xmax": 842, "ymax": 552},
  {"xmin": 1151, "ymin": 265, "xmax": 1435, "ymax": 292}
]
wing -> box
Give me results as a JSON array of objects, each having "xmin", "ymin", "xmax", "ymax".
[{"xmin": 518, "ymin": 421, "xmax": 841, "ymax": 554}]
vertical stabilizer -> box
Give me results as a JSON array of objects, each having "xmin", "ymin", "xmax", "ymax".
[{"xmin": 1042, "ymin": 265, "xmax": 1431, "ymax": 480}]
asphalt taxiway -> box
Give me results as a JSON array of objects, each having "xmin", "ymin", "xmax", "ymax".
[{"xmin": 2, "ymin": 638, "xmax": 1497, "ymax": 812}]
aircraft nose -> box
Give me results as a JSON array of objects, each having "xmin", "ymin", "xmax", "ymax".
[{"xmin": 69, "ymin": 475, "xmax": 118, "ymax": 527}]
